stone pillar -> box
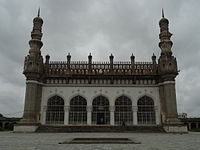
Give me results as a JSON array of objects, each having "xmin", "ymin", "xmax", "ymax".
[
  {"xmin": 155, "ymin": 106, "xmax": 159, "ymax": 125},
  {"xmin": 87, "ymin": 106, "xmax": 92, "ymax": 125},
  {"xmin": 41, "ymin": 106, "xmax": 47, "ymax": 124},
  {"xmin": 110, "ymin": 106, "xmax": 115, "ymax": 125},
  {"xmin": 159, "ymin": 81, "xmax": 180, "ymax": 123},
  {"xmin": 188, "ymin": 123, "xmax": 191, "ymax": 130},
  {"xmin": 2, "ymin": 122, "xmax": 5, "ymax": 129},
  {"xmin": 196, "ymin": 122, "xmax": 198, "ymax": 129},
  {"xmin": 133, "ymin": 106, "xmax": 138, "ymax": 125},
  {"xmin": 64, "ymin": 106, "xmax": 69, "ymax": 125},
  {"xmin": 20, "ymin": 81, "xmax": 40, "ymax": 124}
]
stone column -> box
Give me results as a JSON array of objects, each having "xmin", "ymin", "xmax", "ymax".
[
  {"xmin": 41, "ymin": 106, "xmax": 47, "ymax": 124},
  {"xmin": 20, "ymin": 82, "xmax": 39, "ymax": 123},
  {"xmin": 87, "ymin": 106, "xmax": 92, "ymax": 125},
  {"xmin": 2, "ymin": 122, "xmax": 5, "ymax": 129},
  {"xmin": 133, "ymin": 106, "xmax": 138, "ymax": 125},
  {"xmin": 110, "ymin": 106, "xmax": 115, "ymax": 125},
  {"xmin": 64, "ymin": 106, "xmax": 70, "ymax": 125},
  {"xmin": 155, "ymin": 106, "xmax": 159, "ymax": 125},
  {"xmin": 188, "ymin": 123, "xmax": 191, "ymax": 130}
]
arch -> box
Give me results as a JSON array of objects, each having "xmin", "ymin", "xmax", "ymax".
[
  {"xmin": 4, "ymin": 122, "xmax": 9, "ymax": 130},
  {"xmin": 46, "ymin": 93, "xmax": 65, "ymax": 104},
  {"xmin": 191, "ymin": 122, "xmax": 196, "ymax": 129},
  {"xmin": 115, "ymin": 95, "xmax": 133, "ymax": 125},
  {"xmin": 47, "ymin": 93, "xmax": 65, "ymax": 101},
  {"xmin": 135, "ymin": 93, "xmax": 157, "ymax": 107},
  {"xmin": 137, "ymin": 94, "xmax": 155, "ymax": 104},
  {"xmin": 69, "ymin": 95, "xmax": 87, "ymax": 124},
  {"xmin": 46, "ymin": 95, "xmax": 64, "ymax": 124},
  {"xmin": 92, "ymin": 95, "xmax": 110, "ymax": 124},
  {"xmin": 137, "ymin": 96, "xmax": 156, "ymax": 125},
  {"xmin": 5, "ymin": 122, "xmax": 13, "ymax": 130},
  {"xmin": 114, "ymin": 94, "xmax": 133, "ymax": 104},
  {"xmin": 91, "ymin": 94, "xmax": 110, "ymax": 104}
]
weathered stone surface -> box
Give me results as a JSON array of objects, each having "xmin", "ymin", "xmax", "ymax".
[
  {"xmin": 61, "ymin": 138, "xmax": 141, "ymax": 144},
  {"xmin": 0, "ymin": 132, "xmax": 200, "ymax": 150},
  {"xmin": 163, "ymin": 125, "xmax": 188, "ymax": 133},
  {"xmin": 36, "ymin": 125, "xmax": 165, "ymax": 133},
  {"xmin": 14, "ymin": 125, "xmax": 39, "ymax": 133}
]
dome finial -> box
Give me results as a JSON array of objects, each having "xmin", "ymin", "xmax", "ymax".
[
  {"xmin": 162, "ymin": 8, "xmax": 164, "ymax": 18},
  {"xmin": 37, "ymin": 7, "xmax": 40, "ymax": 17}
]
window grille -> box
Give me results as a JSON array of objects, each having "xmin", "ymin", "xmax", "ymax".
[
  {"xmin": 115, "ymin": 96, "xmax": 133, "ymax": 125},
  {"xmin": 137, "ymin": 96, "xmax": 156, "ymax": 125},
  {"xmin": 69, "ymin": 96, "xmax": 87, "ymax": 124},
  {"xmin": 92, "ymin": 96, "xmax": 110, "ymax": 124},
  {"xmin": 46, "ymin": 95, "xmax": 64, "ymax": 124}
]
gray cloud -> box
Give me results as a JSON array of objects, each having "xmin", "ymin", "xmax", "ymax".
[{"xmin": 0, "ymin": 0, "xmax": 199, "ymax": 117}]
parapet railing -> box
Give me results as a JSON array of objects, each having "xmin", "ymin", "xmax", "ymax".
[{"xmin": 46, "ymin": 61, "xmax": 157, "ymax": 76}]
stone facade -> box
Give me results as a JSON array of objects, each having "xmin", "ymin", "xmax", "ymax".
[
  {"xmin": 40, "ymin": 86, "xmax": 161, "ymax": 125},
  {"xmin": 14, "ymin": 9, "xmax": 187, "ymax": 133}
]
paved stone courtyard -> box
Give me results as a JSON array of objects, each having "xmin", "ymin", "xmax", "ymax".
[{"xmin": 0, "ymin": 132, "xmax": 200, "ymax": 150}]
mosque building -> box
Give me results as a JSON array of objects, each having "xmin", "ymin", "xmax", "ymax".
[{"xmin": 14, "ymin": 9, "xmax": 187, "ymax": 133}]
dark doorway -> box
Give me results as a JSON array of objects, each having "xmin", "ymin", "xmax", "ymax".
[
  {"xmin": 46, "ymin": 95, "xmax": 64, "ymax": 124},
  {"xmin": 92, "ymin": 96, "xmax": 110, "ymax": 124},
  {"xmin": 97, "ymin": 113, "xmax": 105, "ymax": 124},
  {"xmin": 191, "ymin": 123, "xmax": 196, "ymax": 129},
  {"xmin": 69, "ymin": 96, "xmax": 87, "ymax": 124}
]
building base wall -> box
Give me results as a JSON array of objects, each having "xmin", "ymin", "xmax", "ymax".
[
  {"xmin": 163, "ymin": 124, "xmax": 188, "ymax": 133},
  {"xmin": 13, "ymin": 124, "xmax": 39, "ymax": 133},
  {"xmin": 36, "ymin": 125, "xmax": 165, "ymax": 133}
]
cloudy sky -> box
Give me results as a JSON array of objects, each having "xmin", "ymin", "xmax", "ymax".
[{"xmin": 0, "ymin": 0, "xmax": 200, "ymax": 117}]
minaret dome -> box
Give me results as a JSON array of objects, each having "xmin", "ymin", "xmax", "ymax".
[
  {"xmin": 33, "ymin": 8, "xmax": 43, "ymax": 24},
  {"xmin": 159, "ymin": 9, "xmax": 169, "ymax": 26}
]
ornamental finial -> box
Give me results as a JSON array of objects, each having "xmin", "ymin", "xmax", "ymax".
[
  {"xmin": 38, "ymin": 7, "xmax": 40, "ymax": 17},
  {"xmin": 162, "ymin": 8, "xmax": 164, "ymax": 18}
]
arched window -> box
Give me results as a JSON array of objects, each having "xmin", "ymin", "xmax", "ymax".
[
  {"xmin": 137, "ymin": 96, "xmax": 156, "ymax": 125},
  {"xmin": 191, "ymin": 123, "xmax": 196, "ymax": 129},
  {"xmin": 115, "ymin": 96, "xmax": 133, "ymax": 125},
  {"xmin": 69, "ymin": 96, "xmax": 87, "ymax": 124},
  {"xmin": 92, "ymin": 96, "xmax": 110, "ymax": 124},
  {"xmin": 46, "ymin": 95, "xmax": 64, "ymax": 124}
]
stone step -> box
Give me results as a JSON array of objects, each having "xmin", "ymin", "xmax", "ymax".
[{"xmin": 36, "ymin": 125, "xmax": 165, "ymax": 133}]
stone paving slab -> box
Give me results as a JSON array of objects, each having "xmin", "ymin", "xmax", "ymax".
[
  {"xmin": 0, "ymin": 132, "xmax": 200, "ymax": 150},
  {"xmin": 60, "ymin": 137, "xmax": 141, "ymax": 144}
]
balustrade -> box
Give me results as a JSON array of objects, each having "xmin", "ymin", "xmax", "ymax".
[{"xmin": 46, "ymin": 61, "xmax": 157, "ymax": 76}]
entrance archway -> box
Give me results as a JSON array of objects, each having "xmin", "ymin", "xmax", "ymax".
[
  {"xmin": 92, "ymin": 96, "xmax": 110, "ymax": 124},
  {"xmin": 191, "ymin": 123, "xmax": 196, "ymax": 129},
  {"xmin": 137, "ymin": 96, "xmax": 156, "ymax": 125},
  {"xmin": 115, "ymin": 96, "xmax": 133, "ymax": 125},
  {"xmin": 69, "ymin": 96, "xmax": 87, "ymax": 124},
  {"xmin": 46, "ymin": 95, "xmax": 64, "ymax": 124}
]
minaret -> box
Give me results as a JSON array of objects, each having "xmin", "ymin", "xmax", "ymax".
[
  {"xmin": 109, "ymin": 53, "xmax": 114, "ymax": 70},
  {"xmin": 88, "ymin": 53, "xmax": 92, "ymax": 72},
  {"xmin": 158, "ymin": 10, "xmax": 180, "ymax": 124},
  {"xmin": 67, "ymin": 53, "xmax": 71, "ymax": 71},
  {"xmin": 17, "ymin": 9, "xmax": 44, "ymax": 130},
  {"xmin": 24, "ymin": 8, "xmax": 44, "ymax": 78},
  {"xmin": 159, "ymin": 9, "xmax": 173, "ymax": 57}
]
